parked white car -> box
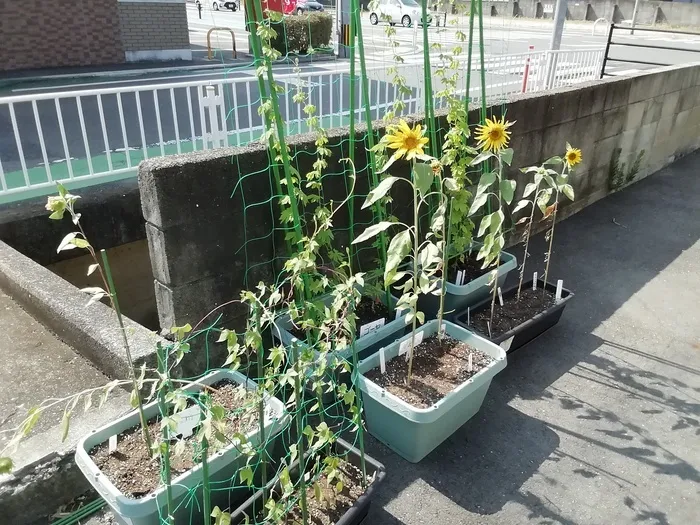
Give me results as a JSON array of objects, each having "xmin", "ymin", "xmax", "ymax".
[{"xmin": 369, "ymin": 0, "xmax": 432, "ymax": 27}]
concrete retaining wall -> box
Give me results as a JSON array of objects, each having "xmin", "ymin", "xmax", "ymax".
[
  {"xmin": 462, "ymin": 0, "xmax": 700, "ymax": 26},
  {"xmin": 139, "ymin": 62, "xmax": 700, "ymax": 329}
]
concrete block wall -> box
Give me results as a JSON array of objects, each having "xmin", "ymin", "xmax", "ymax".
[
  {"xmin": 118, "ymin": 0, "xmax": 192, "ymax": 61},
  {"xmin": 0, "ymin": 0, "xmax": 125, "ymax": 71},
  {"xmin": 139, "ymin": 63, "xmax": 700, "ymax": 329},
  {"xmin": 466, "ymin": 0, "xmax": 700, "ymax": 27}
]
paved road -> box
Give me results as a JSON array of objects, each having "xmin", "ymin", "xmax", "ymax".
[{"xmin": 1, "ymin": 7, "xmax": 699, "ymax": 201}]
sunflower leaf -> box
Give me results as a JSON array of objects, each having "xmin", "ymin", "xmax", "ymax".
[
  {"xmin": 413, "ymin": 163, "xmax": 434, "ymax": 198},
  {"xmin": 352, "ymin": 222, "xmax": 394, "ymax": 245},
  {"xmin": 499, "ymin": 179, "xmax": 516, "ymax": 205},
  {"xmin": 476, "ymin": 171, "xmax": 497, "ymax": 197},
  {"xmin": 468, "ymin": 193, "xmax": 489, "ymax": 216},
  {"xmin": 471, "ymin": 151, "xmax": 494, "ymax": 166},
  {"xmin": 500, "ymin": 148, "xmax": 514, "ymax": 166},
  {"xmin": 362, "ymin": 176, "xmax": 398, "ymax": 209},
  {"xmin": 561, "ymin": 184, "xmax": 575, "ymax": 201}
]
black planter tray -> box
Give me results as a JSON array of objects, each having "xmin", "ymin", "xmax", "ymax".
[
  {"xmin": 453, "ymin": 279, "xmax": 573, "ymax": 354},
  {"xmin": 230, "ymin": 438, "xmax": 386, "ymax": 525}
]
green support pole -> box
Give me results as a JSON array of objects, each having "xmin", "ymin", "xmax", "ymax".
[
  {"xmin": 244, "ymin": 0, "xmax": 294, "ymax": 261},
  {"xmin": 348, "ymin": 0, "xmax": 357, "ymax": 262},
  {"xmin": 354, "ymin": 0, "xmax": 391, "ymax": 306},
  {"xmin": 248, "ymin": 0, "xmax": 311, "ymax": 300},
  {"xmin": 421, "ymin": 0, "xmax": 438, "ymax": 159},
  {"xmin": 477, "ymin": 0, "xmax": 487, "ymax": 124},
  {"xmin": 465, "ymin": 1, "xmax": 476, "ymax": 113}
]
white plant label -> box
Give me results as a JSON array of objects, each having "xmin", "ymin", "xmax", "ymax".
[
  {"xmin": 379, "ymin": 348, "xmax": 386, "ymax": 374},
  {"xmin": 497, "ymin": 287, "xmax": 504, "ymax": 306},
  {"xmin": 359, "ymin": 318, "xmax": 386, "ymax": 338},
  {"xmin": 174, "ymin": 405, "xmax": 202, "ymax": 439},
  {"xmin": 468, "ymin": 352, "xmax": 473, "ymax": 372},
  {"xmin": 456, "ymin": 270, "xmax": 465, "ymax": 286},
  {"xmin": 500, "ymin": 335, "xmax": 515, "ymax": 352},
  {"xmin": 487, "ymin": 320, "xmax": 492, "ymax": 338},
  {"xmin": 439, "ymin": 322, "xmax": 446, "ymax": 335},
  {"xmin": 555, "ymin": 279, "xmax": 564, "ymax": 302},
  {"xmin": 108, "ymin": 434, "xmax": 117, "ymax": 454},
  {"xmin": 399, "ymin": 331, "xmax": 424, "ymax": 359},
  {"xmin": 533, "ymin": 272, "xmax": 538, "ymax": 290}
]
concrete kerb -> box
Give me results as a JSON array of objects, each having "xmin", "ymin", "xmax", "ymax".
[{"xmin": 0, "ymin": 240, "xmax": 161, "ymax": 380}]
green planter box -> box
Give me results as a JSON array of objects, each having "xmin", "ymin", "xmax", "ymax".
[
  {"xmin": 74, "ymin": 370, "xmax": 289, "ymax": 525},
  {"xmin": 357, "ymin": 320, "xmax": 507, "ymax": 463},
  {"xmin": 418, "ymin": 249, "xmax": 517, "ymax": 320},
  {"xmin": 273, "ymin": 292, "xmax": 408, "ymax": 363}
]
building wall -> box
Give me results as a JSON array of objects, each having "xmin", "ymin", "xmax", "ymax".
[
  {"xmin": 118, "ymin": 0, "xmax": 192, "ymax": 61},
  {"xmin": 0, "ymin": 0, "xmax": 191, "ymax": 71},
  {"xmin": 0, "ymin": 0, "xmax": 125, "ymax": 71}
]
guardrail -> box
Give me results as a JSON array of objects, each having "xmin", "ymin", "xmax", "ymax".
[
  {"xmin": 601, "ymin": 24, "xmax": 700, "ymax": 78},
  {"xmin": 0, "ymin": 48, "xmax": 603, "ymax": 201}
]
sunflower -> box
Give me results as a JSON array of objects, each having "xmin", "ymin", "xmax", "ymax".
[
  {"xmin": 385, "ymin": 120, "xmax": 430, "ymax": 161},
  {"xmin": 565, "ymin": 144, "xmax": 582, "ymax": 168},
  {"xmin": 474, "ymin": 116, "xmax": 514, "ymax": 152}
]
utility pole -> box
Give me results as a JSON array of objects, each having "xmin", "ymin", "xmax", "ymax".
[
  {"xmin": 549, "ymin": 0, "xmax": 567, "ymax": 51},
  {"xmin": 546, "ymin": 0, "xmax": 567, "ymax": 89},
  {"xmin": 630, "ymin": 0, "xmax": 640, "ymax": 35}
]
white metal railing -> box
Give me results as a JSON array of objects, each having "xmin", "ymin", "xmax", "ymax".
[{"xmin": 0, "ymin": 48, "xmax": 603, "ymax": 200}]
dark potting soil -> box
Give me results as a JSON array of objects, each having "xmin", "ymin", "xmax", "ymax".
[
  {"xmin": 365, "ymin": 335, "xmax": 493, "ymax": 408},
  {"xmin": 446, "ymin": 252, "xmax": 489, "ymax": 284},
  {"xmin": 469, "ymin": 287, "xmax": 556, "ymax": 338},
  {"xmin": 90, "ymin": 380, "xmax": 258, "ymax": 498},
  {"xmin": 289, "ymin": 295, "xmax": 392, "ymax": 341},
  {"xmin": 250, "ymin": 458, "xmax": 371, "ymax": 525}
]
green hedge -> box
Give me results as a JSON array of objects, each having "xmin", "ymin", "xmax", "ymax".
[{"xmin": 270, "ymin": 13, "xmax": 333, "ymax": 55}]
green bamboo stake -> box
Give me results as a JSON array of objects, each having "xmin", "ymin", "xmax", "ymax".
[
  {"xmin": 199, "ymin": 394, "xmax": 211, "ymax": 525},
  {"xmin": 243, "ymin": 0, "xmax": 294, "ymax": 262},
  {"xmin": 353, "ymin": 0, "xmax": 391, "ymax": 307},
  {"xmin": 347, "ymin": 0, "xmax": 357, "ymax": 263},
  {"xmin": 291, "ymin": 342, "xmax": 309, "ymax": 524},
  {"xmin": 464, "ymin": 0, "xmax": 476, "ymax": 112},
  {"xmin": 156, "ymin": 343, "xmax": 175, "ymax": 525},
  {"xmin": 100, "ymin": 250, "xmax": 152, "ymax": 453},
  {"xmin": 421, "ymin": 0, "xmax": 438, "ymax": 159},
  {"xmin": 253, "ymin": 306, "xmax": 268, "ymax": 506},
  {"xmin": 249, "ymin": 0, "xmax": 310, "ymax": 300},
  {"xmin": 247, "ymin": 0, "xmax": 304, "ymax": 246},
  {"xmin": 476, "ymin": 0, "xmax": 491, "ymax": 215},
  {"xmin": 477, "ymin": 0, "xmax": 487, "ymax": 124}
]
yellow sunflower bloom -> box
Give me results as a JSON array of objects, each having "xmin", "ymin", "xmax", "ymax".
[
  {"xmin": 385, "ymin": 120, "xmax": 430, "ymax": 161},
  {"xmin": 565, "ymin": 144, "xmax": 582, "ymax": 168},
  {"xmin": 474, "ymin": 116, "xmax": 514, "ymax": 152}
]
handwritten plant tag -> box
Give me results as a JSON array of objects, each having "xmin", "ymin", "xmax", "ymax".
[
  {"xmin": 379, "ymin": 348, "xmax": 386, "ymax": 374},
  {"xmin": 399, "ymin": 331, "xmax": 424, "ymax": 359},
  {"xmin": 555, "ymin": 279, "xmax": 564, "ymax": 302},
  {"xmin": 108, "ymin": 434, "xmax": 117, "ymax": 454},
  {"xmin": 533, "ymin": 272, "xmax": 538, "ymax": 290},
  {"xmin": 468, "ymin": 352, "xmax": 473, "ymax": 372},
  {"xmin": 174, "ymin": 405, "xmax": 202, "ymax": 439},
  {"xmin": 497, "ymin": 287, "xmax": 504, "ymax": 306},
  {"xmin": 456, "ymin": 270, "xmax": 465, "ymax": 286},
  {"xmin": 360, "ymin": 318, "xmax": 386, "ymax": 338}
]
